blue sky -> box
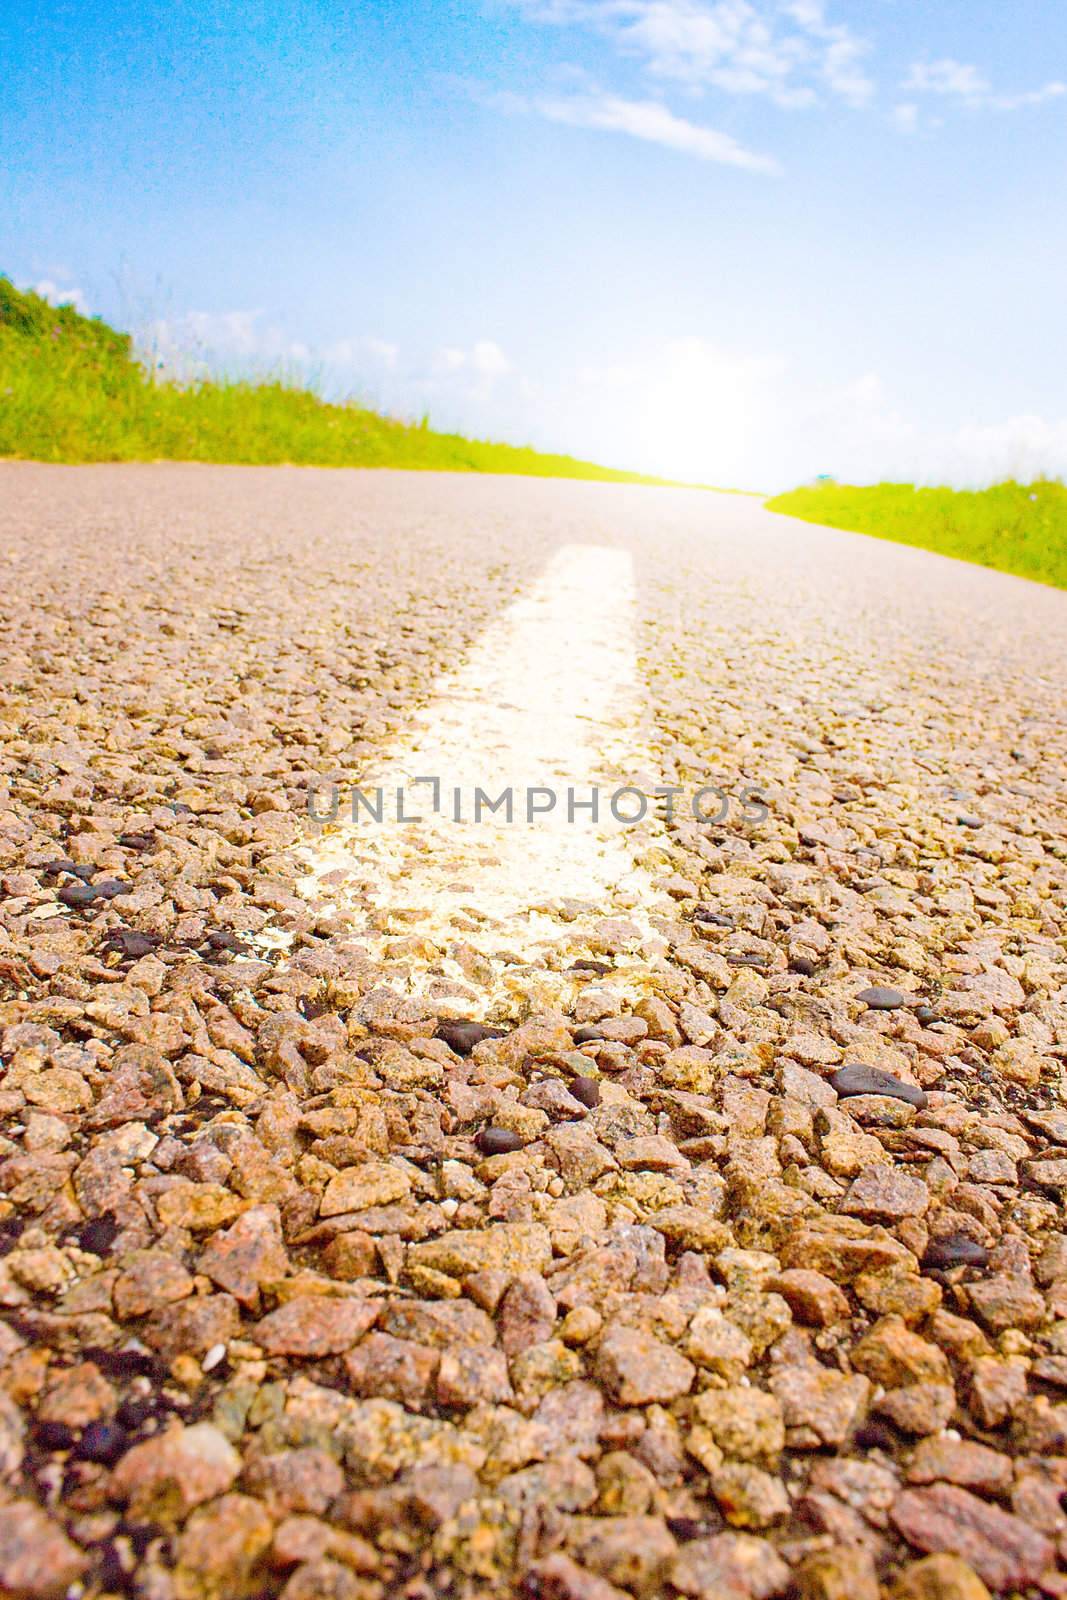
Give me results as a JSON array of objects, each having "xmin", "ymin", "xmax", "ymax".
[{"xmin": 5, "ymin": 0, "xmax": 1067, "ymax": 488}]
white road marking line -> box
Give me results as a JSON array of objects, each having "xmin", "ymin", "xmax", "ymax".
[{"xmin": 293, "ymin": 544, "xmax": 669, "ymax": 1002}]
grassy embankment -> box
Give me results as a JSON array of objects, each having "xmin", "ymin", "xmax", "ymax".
[
  {"xmin": 4, "ymin": 277, "xmax": 1065, "ymax": 586},
  {"xmin": 768, "ymin": 479, "xmax": 1067, "ymax": 590},
  {"xmin": 0, "ymin": 277, "xmax": 672, "ymax": 483}
]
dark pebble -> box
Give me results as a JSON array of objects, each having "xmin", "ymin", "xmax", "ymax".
[
  {"xmin": 116, "ymin": 1397, "xmax": 155, "ymax": 1431},
  {"xmin": 475, "ymin": 1126, "xmax": 525, "ymax": 1155},
  {"xmin": 93, "ymin": 879, "xmax": 130, "ymax": 900},
  {"xmin": 40, "ymin": 858, "xmax": 78, "ymax": 878},
  {"xmin": 569, "ymin": 1076, "xmax": 601, "ymax": 1109},
  {"xmin": 75, "ymin": 1421, "xmax": 128, "ymax": 1464},
  {"xmin": 102, "ymin": 928, "xmax": 159, "ymax": 959},
  {"xmin": 856, "ymin": 985, "xmax": 905, "ymax": 1010},
  {"xmin": 789, "ymin": 956, "xmax": 818, "ymax": 976},
  {"xmin": 666, "ymin": 1517, "xmax": 718, "ymax": 1541},
  {"xmin": 98, "ymin": 1543, "xmax": 135, "ymax": 1595},
  {"xmin": 853, "ymin": 1421, "xmax": 897, "ymax": 1452},
  {"xmin": 0, "ymin": 1217, "xmax": 26, "ymax": 1257},
  {"xmin": 81, "ymin": 1346, "xmax": 160, "ymax": 1380},
  {"xmin": 572, "ymin": 1024, "xmax": 608, "ymax": 1044},
  {"xmin": 831, "ymin": 1063, "xmax": 927, "ymax": 1109},
  {"xmin": 75, "ymin": 1213, "xmax": 120, "ymax": 1257},
  {"xmin": 923, "ymin": 1235, "xmax": 989, "ymax": 1272},
  {"xmin": 58, "ymin": 882, "xmax": 100, "ymax": 908},
  {"xmin": 437, "ymin": 1019, "xmax": 507, "ymax": 1056},
  {"xmin": 118, "ymin": 832, "xmax": 155, "ymax": 852},
  {"xmin": 914, "ymin": 1005, "xmax": 942, "ymax": 1027},
  {"xmin": 694, "ymin": 908, "xmax": 735, "ymax": 928},
  {"xmin": 204, "ymin": 929, "xmax": 250, "ymax": 953},
  {"xmin": 34, "ymin": 1421, "xmax": 76, "ymax": 1452}
]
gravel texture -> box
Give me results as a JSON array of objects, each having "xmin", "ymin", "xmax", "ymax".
[{"xmin": 0, "ymin": 461, "xmax": 1066, "ymax": 1600}]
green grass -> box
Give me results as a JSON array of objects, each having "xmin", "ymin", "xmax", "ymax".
[
  {"xmin": 0, "ymin": 276, "xmax": 674, "ymax": 484},
  {"xmin": 766, "ymin": 478, "xmax": 1067, "ymax": 590}
]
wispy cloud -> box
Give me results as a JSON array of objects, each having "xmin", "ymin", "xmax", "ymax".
[
  {"xmin": 904, "ymin": 58, "xmax": 988, "ymax": 99},
  {"xmin": 903, "ymin": 57, "xmax": 1066, "ymax": 112},
  {"xmin": 501, "ymin": 0, "xmax": 873, "ymax": 109},
  {"xmin": 527, "ymin": 87, "xmax": 781, "ymax": 171}
]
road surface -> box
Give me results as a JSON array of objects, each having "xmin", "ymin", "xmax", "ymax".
[{"xmin": 0, "ymin": 462, "xmax": 1065, "ymax": 1599}]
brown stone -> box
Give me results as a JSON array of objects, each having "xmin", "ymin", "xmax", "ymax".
[
  {"xmin": 198, "ymin": 1203, "xmax": 288, "ymax": 1307},
  {"xmin": 770, "ymin": 1364, "xmax": 869, "ymax": 1448},
  {"xmin": 906, "ymin": 1437, "xmax": 1013, "ymax": 1494},
  {"xmin": 523, "ymin": 1552, "xmax": 632, "ymax": 1600},
  {"xmin": 891, "ymin": 1555, "xmax": 992, "ymax": 1600},
  {"xmin": 795, "ymin": 1546, "xmax": 880, "ymax": 1600},
  {"xmin": 173, "ymin": 1493, "xmax": 274, "ymax": 1600},
  {"xmin": 110, "ymin": 1422, "xmax": 242, "ymax": 1522},
  {"xmin": 595, "ymin": 1326, "xmax": 695, "ymax": 1405},
  {"xmin": 669, "ymin": 1532, "xmax": 790, "ymax": 1600},
  {"xmin": 254, "ymin": 1296, "xmax": 380, "ymax": 1356},
  {"xmin": 765, "ymin": 1269, "xmax": 849, "ymax": 1326},
  {"xmin": 851, "ymin": 1316, "xmax": 951, "ymax": 1387},
  {"xmin": 874, "ymin": 1383, "xmax": 955, "ymax": 1436},
  {"xmin": 113, "ymin": 1249, "xmax": 195, "ymax": 1318},
  {"xmin": 0, "ymin": 1503, "xmax": 87, "ymax": 1599},
  {"xmin": 690, "ymin": 1388, "xmax": 785, "ymax": 1463},
  {"xmin": 891, "ymin": 1484, "xmax": 1055, "ymax": 1591},
  {"xmin": 343, "ymin": 1332, "xmax": 439, "ymax": 1408},
  {"xmin": 319, "ymin": 1161, "xmax": 410, "ymax": 1217},
  {"xmin": 842, "ymin": 1165, "xmax": 930, "ymax": 1222},
  {"xmin": 244, "ymin": 1448, "xmax": 344, "ymax": 1515}
]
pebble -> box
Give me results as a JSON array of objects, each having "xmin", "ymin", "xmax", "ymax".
[
  {"xmin": 831, "ymin": 1064, "xmax": 927, "ymax": 1109},
  {"xmin": 475, "ymin": 1125, "xmax": 526, "ymax": 1154},
  {"xmin": 436, "ymin": 1018, "xmax": 507, "ymax": 1054},
  {"xmin": 856, "ymin": 985, "xmax": 906, "ymax": 1010},
  {"xmin": 58, "ymin": 881, "xmax": 100, "ymax": 908},
  {"xmin": 922, "ymin": 1236, "xmax": 989, "ymax": 1272},
  {"xmin": 73, "ymin": 1420, "xmax": 127, "ymax": 1464}
]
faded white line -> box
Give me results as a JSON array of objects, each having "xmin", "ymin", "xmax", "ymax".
[{"xmin": 292, "ymin": 543, "xmax": 669, "ymax": 1007}]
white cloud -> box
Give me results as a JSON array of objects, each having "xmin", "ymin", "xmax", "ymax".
[
  {"xmin": 903, "ymin": 57, "xmax": 1065, "ymax": 112},
  {"xmin": 184, "ymin": 308, "xmax": 265, "ymax": 355},
  {"xmin": 892, "ymin": 101, "xmax": 919, "ymax": 133},
  {"xmin": 989, "ymin": 81, "xmax": 1066, "ymax": 111},
  {"xmin": 533, "ymin": 89, "xmax": 781, "ymax": 170},
  {"xmin": 324, "ymin": 335, "xmax": 399, "ymax": 371},
  {"xmin": 502, "ymin": 0, "xmax": 873, "ymax": 108},
  {"xmin": 433, "ymin": 340, "xmax": 513, "ymax": 378},
  {"xmin": 778, "ymin": 370, "xmax": 1067, "ymax": 488},
  {"xmin": 33, "ymin": 279, "xmax": 89, "ymax": 315},
  {"xmin": 144, "ymin": 307, "xmax": 314, "ymax": 374},
  {"xmin": 904, "ymin": 58, "xmax": 989, "ymax": 98}
]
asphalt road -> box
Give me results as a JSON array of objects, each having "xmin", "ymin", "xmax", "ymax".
[{"xmin": 0, "ymin": 462, "xmax": 1066, "ymax": 1600}]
